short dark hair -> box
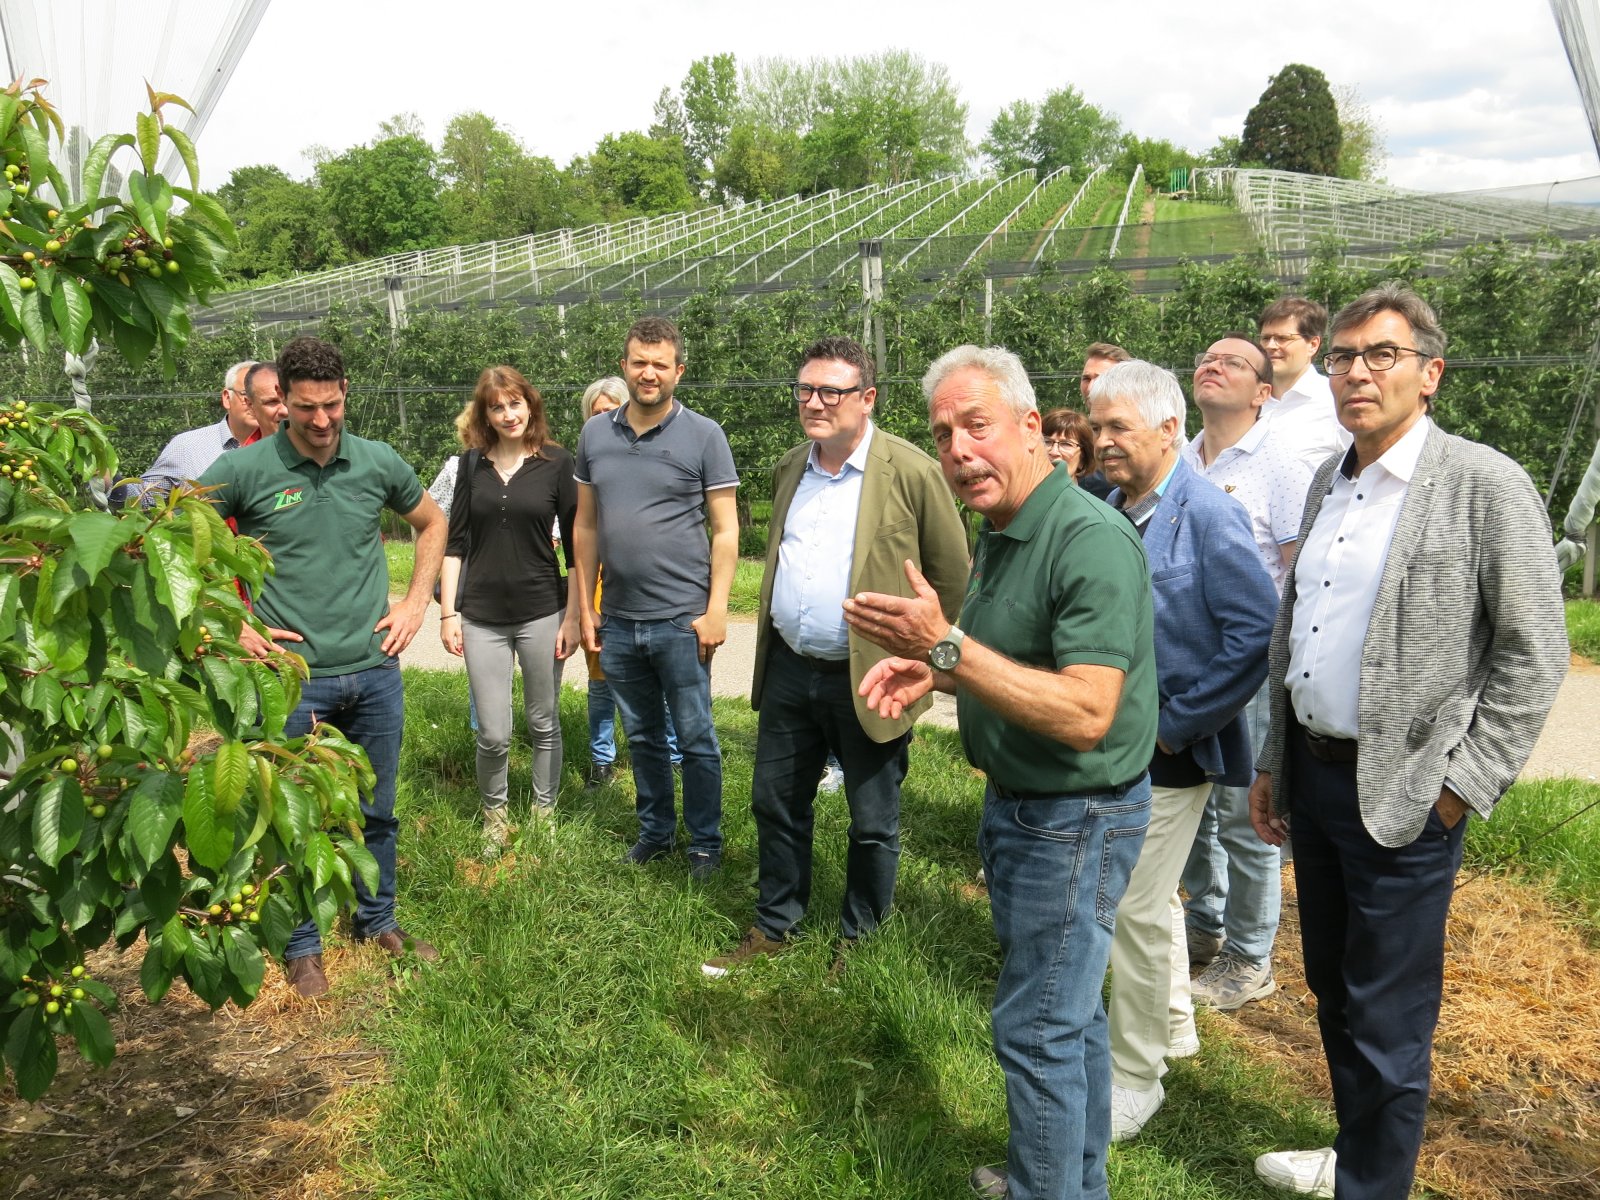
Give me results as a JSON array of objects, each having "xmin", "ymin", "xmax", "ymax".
[
  {"xmin": 1258, "ymin": 297, "xmax": 1327, "ymax": 343},
  {"xmin": 1082, "ymin": 342, "xmax": 1131, "ymax": 364},
  {"xmin": 1213, "ymin": 330, "xmax": 1274, "ymax": 388},
  {"xmin": 1040, "ymin": 407, "xmax": 1097, "ymax": 480},
  {"xmin": 797, "ymin": 335, "xmax": 875, "ymax": 391},
  {"xmin": 277, "ymin": 336, "xmax": 346, "ymax": 393},
  {"xmin": 623, "ymin": 316, "xmax": 685, "ymax": 365},
  {"xmin": 243, "ymin": 361, "xmax": 279, "ymax": 399},
  {"xmin": 1328, "ymin": 283, "xmax": 1447, "ymax": 361}
]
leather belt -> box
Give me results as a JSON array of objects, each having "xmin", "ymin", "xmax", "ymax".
[
  {"xmin": 776, "ymin": 637, "xmax": 850, "ymax": 675},
  {"xmin": 1302, "ymin": 729, "xmax": 1358, "ymax": 764}
]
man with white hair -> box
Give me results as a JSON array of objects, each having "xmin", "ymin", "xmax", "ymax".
[
  {"xmin": 138, "ymin": 360, "xmax": 259, "ymax": 500},
  {"xmin": 1090, "ymin": 360, "xmax": 1277, "ymax": 1142},
  {"xmin": 843, "ymin": 345, "xmax": 1157, "ymax": 1200}
]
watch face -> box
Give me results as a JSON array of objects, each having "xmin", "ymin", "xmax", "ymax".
[{"xmin": 930, "ymin": 641, "xmax": 959, "ymax": 670}]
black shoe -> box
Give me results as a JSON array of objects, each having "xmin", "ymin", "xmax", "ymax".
[
  {"xmin": 623, "ymin": 839, "xmax": 674, "ymax": 866},
  {"xmin": 585, "ymin": 762, "xmax": 615, "ymax": 789},
  {"xmin": 687, "ymin": 850, "xmax": 721, "ymax": 880},
  {"xmin": 970, "ymin": 1164, "xmax": 1008, "ymax": 1198}
]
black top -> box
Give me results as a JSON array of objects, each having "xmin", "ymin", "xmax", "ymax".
[{"xmin": 446, "ymin": 445, "xmax": 577, "ymax": 626}]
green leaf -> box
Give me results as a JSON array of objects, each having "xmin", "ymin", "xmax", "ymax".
[
  {"xmin": 171, "ymin": 187, "xmax": 238, "ymax": 248},
  {"xmin": 110, "ymin": 311, "xmax": 158, "ymax": 364},
  {"xmin": 4, "ymin": 1005, "xmax": 56, "ymax": 1100},
  {"xmin": 0, "ymin": 93, "xmax": 19, "ymax": 142},
  {"xmin": 79, "ymin": 136, "xmax": 136, "ymax": 211},
  {"xmin": 163, "ymin": 125, "xmax": 202, "ymax": 190},
  {"xmin": 146, "ymin": 530, "xmax": 202, "ymax": 621},
  {"xmin": 67, "ymin": 1001, "xmax": 115, "ymax": 1068},
  {"xmin": 66, "ymin": 511, "xmax": 133, "ymax": 583},
  {"xmin": 181, "ymin": 763, "xmax": 230, "ymax": 870},
  {"xmin": 139, "ymin": 940, "xmax": 175, "ymax": 1003},
  {"xmin": 134, "ymin": 114, "xmax": 160, "ymax": 176},
  {"xmin": 0, "ymin": 261, "xmax": 23, "ymax": 328},
  {"xmin": 222, "ymin": 925, "xmax": 265, "ymax": 1003},
  {"xmin": 126, "ymin": 769, "xmax": 183, "ymax": 868},
  {"xmin": 130, "ymin": 270, "xmax": 183, "ymax": 336},
  {"xmin": 32, "ymin": 774, "xmax": 85, "ymax": 868},
  {"xmin": 212, "ymin": 740, "xmax": 248, "ymax": 816},
  {"xmin": 136, "ymin": 852, "xmax": 182, "ymax": 923},
  {"xmin": 183, "ymin": 931, "xmax": 226, "ymax": 1009},
  {"xmin": 159, "ymin": 912, "xmax": 191, "ymax": 966},
  {"xmin": 259, "ymin": 891, "xmax": 296, "ymax": 957},
  {"xmin": 339, "ymin": 837, "xmax": 380, "ymax": 896},
  {"xmin": 305, "ymin": 831, "xmax": 337, "ymax": 891},
  {"xmin": 270, "ymin": 778, "xmax": 312, "ymax": 850},
  {"xmin": 17, "ymin": 287, "xmax": 49, "ymax": 352},
  {"xmin": 49, "ymin": 275, "xmax": 93, "ymax": 354}
]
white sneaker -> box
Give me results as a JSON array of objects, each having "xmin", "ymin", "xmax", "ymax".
[
  {"xmin": 819, "ymin": 763, "xmax": 845, "ymax": 794},
  {"xmin": 1168, "ymin": 1028, "xmax": 1201, "ymax": 1058},
  {"xmin": 1254, "ymin": 1148, "xmax": 1335, "ymax": 1196},
  {"xmin": 1109, "ymin": 1081, "xmax": 1163, "ymax": 1142}
]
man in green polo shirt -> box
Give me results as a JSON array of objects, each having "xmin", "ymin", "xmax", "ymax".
[
  {"xmin": 844, "ymin": 344, "xmax": 1156, "ymax": 1200},
  {"xmin": 199, "ymin": 336, "xmax": 447, "ymax": 999}
]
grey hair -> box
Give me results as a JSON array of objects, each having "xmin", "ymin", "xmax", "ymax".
[
  {"xmin": 225, "ymin": 360, "xmax": 256, "ymax": 393},
  {"xmin": 1330, "ymin": 282, "xmax": 1447, "ymax": 361},
  {"xmin": 921, "ymin": 344, "xmax": 1038, "ymax": 419},
  {"xmin": 1088, "ymin": 360, "xmax": 1186, "ymax": 444},
  {"xmin": 581, "ymin": 376, "xmax": 629, "ymax": 420}
]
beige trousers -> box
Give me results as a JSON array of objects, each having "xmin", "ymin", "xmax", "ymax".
[{"xmin": 1108, "ymin": 781, "xmax": 1211, "ymax": 1090}]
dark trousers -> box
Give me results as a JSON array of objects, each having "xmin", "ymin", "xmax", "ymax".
[
  {"xmin": 751, "ymin": 640, "xmax": 909, "ymax": 941},
  {"xmin": 1288, "ymin": 725, "xmax": 1465, "ymax": 1200}
]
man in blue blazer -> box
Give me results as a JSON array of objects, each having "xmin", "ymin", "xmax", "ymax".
[{"xmin": 1090, "ymin": 360, "xmax": 1278, "ymax": 1141}]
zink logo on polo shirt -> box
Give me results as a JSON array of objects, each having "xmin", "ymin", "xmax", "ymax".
[{"xmin": 272, "ymin": 486, "xmax": 304, "ymax": 511}]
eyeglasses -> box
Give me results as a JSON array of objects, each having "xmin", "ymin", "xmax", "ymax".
[
  {"xmin": 1043, "ymin": 438, "xmax": 1081, "ymax": 453},
  {"xmin": 1194, "ymin": 352, "xmax": 1268, "ymax": 382},
  {"xmin": 1322, "ymin": 346, "xmax": 1427, "ymax": 375},
  {"xmin": 792, "ymin": 382, "xmax": 863, "ymax": 406},
  {"xmin": 1258, "ymin": 332, "xmax": 1302, "ymax": 347}
]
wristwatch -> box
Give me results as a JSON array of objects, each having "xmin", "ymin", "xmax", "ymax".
[{"xmin": 929, "ymin": 626, "xmax": 966, "ymax": 671}]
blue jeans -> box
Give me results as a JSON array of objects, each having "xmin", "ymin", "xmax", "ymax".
[
  {"xmin": 750, "ymin": 641, "xmax": 908, "ymax": 941},
  {"xmin": 284, "ymin": 659, "xmax": 405, "ymax": 960},
  {"xmin": 1181, "ymin": 682, "xmax": 1280, "ymax": 965},
  {"xmin": 981, "ymin": 776, "xmax": 1150, "ymax": 1200},
  {"xmin": 598, "ymin": 614, "xmax": 721, "ymax": 854},
  {"xmin": 587, "ymin": 677, "xmax": 681, "ymax": 767}
]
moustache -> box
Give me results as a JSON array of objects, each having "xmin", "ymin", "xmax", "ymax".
[{"xmin": 952, "ymin": 467, "xmax": 994, "ymax": 485}]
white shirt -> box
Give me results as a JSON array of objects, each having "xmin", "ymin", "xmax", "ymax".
[
  {"xmin": 1263, "ymin": 367, "xmax": 1349, "ymax": 474},
  {"xmin": 770, "ymin": 424, "xmax": 874, "ymax": 660},
  {"xmin": 1286, "ymin": 416, "xmax": 1432, "ymax": 739},
  {"xmin": 1182, "ymin": 418, "xmax": 1313, "ymax": 593}
]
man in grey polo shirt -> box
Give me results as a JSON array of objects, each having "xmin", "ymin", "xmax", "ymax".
[{"xmin": 569, "ymin": 316, "xmax": 740, "ymax": 877}]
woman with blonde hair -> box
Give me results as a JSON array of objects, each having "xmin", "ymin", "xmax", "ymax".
[{"xmin": 439, "ymin": 366, "xmax": 577, "ymax": 853}]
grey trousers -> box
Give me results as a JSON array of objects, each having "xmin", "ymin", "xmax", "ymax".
[{"xmin": 462, "ymin": 611, "xmax": 564, "ymax": 813}]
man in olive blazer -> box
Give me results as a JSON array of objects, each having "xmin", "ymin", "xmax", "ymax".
[{"xmin": 704, "ymin": 336, "xmax": 968, "ymax": 976}]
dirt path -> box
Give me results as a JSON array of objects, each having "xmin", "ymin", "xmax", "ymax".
[{"xmin": 1522, "ymin": 654, "xmax": 1600, "ymax": 780}]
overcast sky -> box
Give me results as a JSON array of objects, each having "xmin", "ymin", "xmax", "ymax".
[{"xmin": 46, "ymin": 0, "xmax": 1600, "ymax": 195}]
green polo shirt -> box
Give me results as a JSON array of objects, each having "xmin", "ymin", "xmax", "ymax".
[
  {"xmin": 198, "ymin": 427, "xmax": 424, "ymax": 676},
  {"xmin": 957, "ymin": 468, "xmax": 1158, "ymax": 794}
]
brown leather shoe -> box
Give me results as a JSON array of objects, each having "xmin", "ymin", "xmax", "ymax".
[
  {"xmin": 366, "ymin": 928, "xmax": 440, "ymax": 962},
  {"xmin": 285, "ymin": 954, "xmax": 330, "ymax": 998}
]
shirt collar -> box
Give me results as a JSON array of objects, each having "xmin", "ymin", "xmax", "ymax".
[
  {"xmin": 988, "ymin": 462, "xmax": 1070, "ymax": 542},
  {"xmin": 215, "ymin": 416, "xmax": 243, "ymax": 451},
  {"xmin": 1276, "ymin": 365, "xmax": 1326, "ymax": 404},
  {"xmin": 614, "ymin": 398, "xmax": 681, "ymax": 435},
  {"xmin": 805, "ymin": 421, "xmax": 875, "ymax": 478},
  {"xmin": 1338, "ymin": 413, "xmax": 1431, "ymax": 483},
  {"xmin": 272, "ymin": 422, "xmax": 349, "ymax": 469},
  {"xmin": 1187, "ymin": 416, "xmax": 1269, "ymax": 466}
]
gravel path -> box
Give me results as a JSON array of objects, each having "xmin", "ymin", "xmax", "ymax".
[{"xmin": 401, "ymin": 606, "xmax": 1592, "ymax": 781}]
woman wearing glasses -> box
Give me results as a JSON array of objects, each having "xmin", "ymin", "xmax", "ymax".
[{"xmin": 1042, "ymin": 407, "xmax": 1112, "ymax": 499}]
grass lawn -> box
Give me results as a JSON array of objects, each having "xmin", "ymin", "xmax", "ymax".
[
  {"xmin": 1565, "ymin": 597, "xmax": 1600, "ymax": 660},
  {"xmin": 332, "ymin": 669, "xmax": 1340, "ymax": 1198}
]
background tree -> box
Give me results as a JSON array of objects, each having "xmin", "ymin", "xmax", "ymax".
[
  {"xmin": 438, "ymin": 112, "xmax": 576, "ymax": 244},
  {"xmin": 315, "ymin": 130, "xmax": 444, "ymax": 258},
  {"xmin": 0, "ymin": 81, "xmax": 377, "ymax": 1101},
  {"xmin": 580, "ymin": 132, "xmax": 697, "ymax": 216},
  {"xmin": 1240, "ymin": 63, "xmax": 1343, "ymax": 176},
  {"xmin": 1030, "ymin": 86, "xmax": 1122, "ymax": 175},
  {"xmin": 213, "ymin": 165, "xmax": 344, "ymax": 281},
  {"xmin": 980, "ymin": 100, "xmax": 1038, "ymax": 175},
  {"xmin": 1333, "ymin": 84, "xmax": 1387, "ymax": 181},
  {"xmin": 717, "ymin": 122, "xmax": 802, "ymax": 202},
  {"xmin": 1113, "ymin": 134, "xmax": 1200, "ymax": 189},
  {"xmin": 680, "ymin": 53, "xmax": 739, "ymax": 196}
]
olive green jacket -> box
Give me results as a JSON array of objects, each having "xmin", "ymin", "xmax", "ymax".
[{"xmin": 752, "ymin": 426, "xmax": 970, "ymax": 743}]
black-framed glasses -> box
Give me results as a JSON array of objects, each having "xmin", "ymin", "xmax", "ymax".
[
  {"xmin": 1194, "ymin": 352, "xmax": 1268, "ymax": 383},
  {"xmin": 1323, "ymin": 346, "xmax": 1427, "ymax": 375},
  {"xmin": 791, "ymin": 382, "xmax": 862, "ymax": 406}
]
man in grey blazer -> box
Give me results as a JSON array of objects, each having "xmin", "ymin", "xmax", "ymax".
[
  {"xmin": 702, "ymin": 335, "xmax": 969, "ymax": 976},
  {"xmin": 1249, "ymin": 284, "xmax": 1567, "ymax": 1199}
]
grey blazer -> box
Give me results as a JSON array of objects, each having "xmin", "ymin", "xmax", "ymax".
[{"xmin": 1257, "ymin": 423, "xmax": 1568, "ymax": 847}]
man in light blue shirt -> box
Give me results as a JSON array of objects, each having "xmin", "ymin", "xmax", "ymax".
[
  {"xmin": 137, "ymin": 361, "xmax": 258, "ymax": 502},
  {"xmin": 703, "ymin": 336, "xmax": 968, "ymax": 976}
]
